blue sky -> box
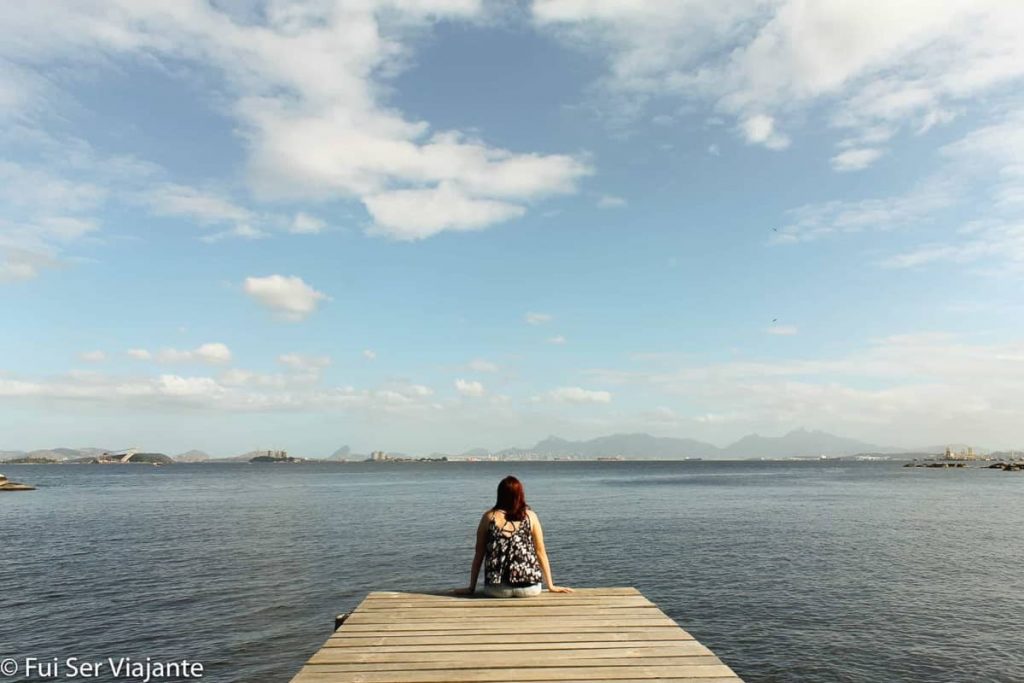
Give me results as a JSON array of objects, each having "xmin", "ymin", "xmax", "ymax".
[{"xmin": 2, "ymin": 1, "xmax": 1023, "ymax": 455}]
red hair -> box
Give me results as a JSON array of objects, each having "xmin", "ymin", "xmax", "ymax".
[{"xmin": 493, "ymin": 475, "xmax": 528, "ymax": 521}]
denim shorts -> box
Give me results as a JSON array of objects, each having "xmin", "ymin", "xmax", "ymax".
[{"xmin": 483, "ymin": 583, "xmax": 542, "ymax": 598}]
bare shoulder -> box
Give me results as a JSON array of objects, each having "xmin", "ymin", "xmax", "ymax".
[
  {"xmin": 527, "ymin": 508, "xmax": 541, "ymax": 524},
  {"xmin": 481, "ymin": 509, "xmax": 496, "ymax": 522}
]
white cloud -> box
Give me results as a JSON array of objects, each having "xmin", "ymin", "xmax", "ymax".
[
  {"xmin": 364, "ymin": 183, "xmax": 525, "ymax": 240},
  {"xmin": 532, "ymin": 1, "xmax": 1024, "ymax": 152},
  {"xmin": 707, "ymin": 143, "xmax": 720, "ymax": 156},
  {"xmin": 525, "ymin": 311, "xmax": 553, "ymax": 325},
  {"xmin": 363, "ymin": 349, "xmax": 377, "ymax": 361},
  {"xmin": 467, "ymin": 359, "xmax": 499, "ymax": 373},
  {"xmin": 0, "ymin": 161, "xmax": 106, "ymax": 281},
  {"xmin": 882, "ymin": 219, "xmax": 1024, "ymax": 270},
  {"xmin": 597, "ymin": 195, "xmax": 627, "ymax": 208},
  {"xmin": 547, "ymin": 335, "xmax": 567, "ymax": 345},
  {"xmin": 548, "ymin": 386, "xmax": 612, "ymax": 404},
  {"xmin": 279, "ymin": 353, "xmax": 332, "ymax": 370},
  {"xmin": 128, "ymin": 343, "xmax": 233, "ymax": 365},
  {"xmin": 740, "ymin": 114, "xmax": 789, "ymax": 150},
  {"xmin": 243, "ymin": 274, "xmax": 328, "ymax": 321},
  {"xmin": 767, "ymin": 325, "xmax": 798, "ymax": 336},
  {"xmin": 774, "ymin": 178, "xmax": 954, "ymax": 243},
  {"xmin": 0, "ymin": 3, "xmax": 587, "ymax": 241},
  {"xmin": 79, "ymin": 350, "xmax": 106, "ymax": 363},
  {"xmin": 585, "ymin": 332, "xmax": 1024, "ymax": 447},
  {"xmin": 455, "ymin": 378, "xmax": 485, "ymax": 397},
  {"xmin": 290, "ymin": 212, "xmax": 326, "ymax": 235},
  {"xmin": 830, "ymin": 147, "xmax": 885, "ymax": 172},
  {"xmin": 145, "ymin": 183, "xmax": 252, "ymax": 226}
]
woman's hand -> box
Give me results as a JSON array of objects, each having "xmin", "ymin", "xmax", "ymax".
[
  {"xmin": 450, "ymin": 587, "xmax": 475, "ymax": 596},
  {"xmin": 547, "ymin": 585, "xmax": 574, "ymax": 593}
]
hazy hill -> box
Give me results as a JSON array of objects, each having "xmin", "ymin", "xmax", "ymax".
[
  {"xmin": 721, "ymin": 428, "xmax": 889, "ymax": 459},
  {"xmin": 175, "ymin": 449, "xmax": 212, "ymax": 463},
  {"xmin": 507, "ymin": 429, "xmax": 895, "ymax": 460},
  {"xmin": 327, "ymin": 445, "xmax": 351, "ymax": 460},
  {"xmin": 2, "ymin": 447, "xmax": 109, "ymax": 462}
]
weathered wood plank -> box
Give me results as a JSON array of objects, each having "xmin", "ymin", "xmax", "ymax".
[
  {"xmin": 309, "ymin": 644, "xmax": 714, "ymax": 664},
  {"xmin": 303, "ymin": 656, "xmax": 725, "ymax": 672},
  {"xmin": 345, "ymin": 608, "xmax": 663, "ymax": 621},
  {"xmin": 321, "ymin": 638, "xmax": 698, "ymax": 652},
  {"xmin": 331, "ymin": 626, "xmax": 692, "ymax": 638},
  {"xmin": 291, "ymin": 664, "xmax": 738, "ymax": 682},
  {"xmin": 326, "ymin": 632, "xmax": 696, "ymax": 646},
  {"xmin": 367, "ymin": 588, "xmax": 642, "ymax": 597},
  {"xmin": 355, "ymin": 598, "xmax": 654, "ymax": 609},
  {"xmin": 289, "ymin": 589, "xmax": 742, "ymax": 683}
]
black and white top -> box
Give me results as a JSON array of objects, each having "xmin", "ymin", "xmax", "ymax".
[{"xmin": 484, "ymin": 511, "xmax": 543, "ymax": 587}]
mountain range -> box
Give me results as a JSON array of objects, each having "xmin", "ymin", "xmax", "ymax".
[{"xmin": 0, "ymin": 429, "xmax": 965, "ymax": 463}]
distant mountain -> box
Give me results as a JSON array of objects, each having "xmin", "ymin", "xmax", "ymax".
[
  {"xmin": 526, "ymin": 433, "xmax": 720, "ymax": 459},
  {"xmin": 327, "ymin": 445, "xmax": 351, "ymax": 460},
  {"xmin": 460, "ymin": 447, "xmax": 490, "ymax": 457},
  {"xmin": 2, "ymin": 447, "xmax": 109, "ymax": 462},
  {"xmin": 721, "ymin": 428, "xmax": 891, "ymax": 459},
  {"xmin": 501, "ymin": 429, "xmax": 897, "ymax": 460},
  {"xmin": 175, "ymin": 449, "xmax": 212, "ymax": 463}
]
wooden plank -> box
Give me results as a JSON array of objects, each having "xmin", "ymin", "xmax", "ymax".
[
  {"xmin": 326, "ymin": 632, "xmax": 695, "ymax": 647},
  {"xmin": 367, "ymin": 588, "xmax": 642, "ymax": 597},
  {"xmin": 289, "ymin": 589, "xmax": 742, "ymax": 683},
  {"xmin": 309, "ymin": 644, "xmax": 715, "ymax": 664},
  {"xmin": 345, "ymin": 608, "xmax": 663, "ymax": 621},
  {"xmin": 319, "ymin": 643, "xmax": 704, "ymax": 655},
  {"xmin": 354, "ymin": 602, "xmax": 658, "ymax": 610},
  {"xmin": 335, "ymin": 623, "xmax": 688, "ymax": 634},
  {"xmin": 302, "ymin": 656, "xmax": 725, "ymax": 672},
  {"xmin": 334, "ymin": 619, "xmax": 683, "ymax": 635},
  {"xmin": 291, "ymin": 664, "xmax": 738, "ymax": 682}
]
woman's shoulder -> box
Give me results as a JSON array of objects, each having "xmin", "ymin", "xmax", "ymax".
[{"xmin": 526, "ymin": 508, "xmax": 539, "ymax": 523}]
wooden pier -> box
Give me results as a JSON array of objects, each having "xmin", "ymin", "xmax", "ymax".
[{"xmin": 289, "ymin": 588, "xmax": 744, "ymax": 682}]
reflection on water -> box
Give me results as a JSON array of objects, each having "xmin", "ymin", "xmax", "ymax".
[{"xmin": 1, "ymin": 461, "xmax": 1020, "ymax": 682}]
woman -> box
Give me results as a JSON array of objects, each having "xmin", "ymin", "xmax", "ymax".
[{"xmin": 457, "ymin": 475, "xmax": 572, "ymax": 597}]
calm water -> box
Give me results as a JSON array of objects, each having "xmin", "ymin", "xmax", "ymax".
[{"xmin": 1, "ymin": 461, "xmax": 1020, "ymax": 682}]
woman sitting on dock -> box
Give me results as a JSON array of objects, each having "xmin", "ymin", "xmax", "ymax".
[{"xmin": 457, "ymin": 475, "xmax": 572, "ymax": 597}]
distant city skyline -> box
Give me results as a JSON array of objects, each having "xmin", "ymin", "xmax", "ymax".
[{"xmin": 2, "ymin": 2, "xmax": 1023, "ymax": 453}]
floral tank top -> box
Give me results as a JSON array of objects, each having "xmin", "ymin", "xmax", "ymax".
[{"xmin": 484, "ymin": 511, "xmax": 543, "ymax": 587}]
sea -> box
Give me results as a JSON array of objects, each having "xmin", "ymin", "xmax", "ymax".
[{"xmin": 1, "ymin": 460, "xmax": 1020, "ymax": 683}]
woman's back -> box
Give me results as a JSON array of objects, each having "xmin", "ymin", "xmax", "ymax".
[{"xmin": 484, "ymin": 509, "xmax": 543, "ymax": 587}]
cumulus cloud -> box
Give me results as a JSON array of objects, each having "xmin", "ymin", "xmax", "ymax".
[
  {"xmin": 831, "ymin": 147, "xmax": 885, "ymax": 172},
  {"xmin": 525, "ymin": 311, "xmax": 553, "ymax": 325},
  {"xmin": 532, "ymin": 1, "xmax": 1024, "ymax": 154},
  {"xmin": 290, "ymin": 212, "xmax": 326, "ymax": 235},
  {"xmin": 740, "ymin": 114, "xmax": 790, "ymax": 150},
  {"xmin": 278, "ymin": 353, "xmax": 332, "ymax": 371},
  {"xmin": 455, "ymin": 378, "xmax": 485, "ymax": 397},
  {"xmin": 243, "ymin": 275, "xmax": 328, "ymax": 321},
  {"xmin": 127, "ymin": 343, "xmax": 233, "ymax": 365},
  {"xmin": 547, "ymin": 335, "xmax": 567, "ymax": 345},
  {"xmin": 467, "ymin": 359, "xmax": 499, "ymax": 373},
  {"xmin": 0, "ymin": 3, "xmax": 588, "ymax": 242},
  {"xmin": 364, "ymin": 183, "xmax": 526, "ymax": 240},
  {"xmin": 547, "ymin": 386, "xmax": 612, "ymax": 404},
  {"xmin": 597, "ymin": 195, "xmax": 627, "ymax": 208},
  {"xmin": 79, "ymin": 350, "xmax": 106, "ymax": 363},
  {"xmin": 363, "ymin": 349, "xmax": 377, "ymax": 361}
]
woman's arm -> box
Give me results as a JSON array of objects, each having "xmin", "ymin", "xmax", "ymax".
[
  {"xmin": 462, "ymin": 512, "xmax": 490, "ymax": 594},
  {"xmin": 530, "ymin": 511, "xmax": 573, "ymax": 593}
]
